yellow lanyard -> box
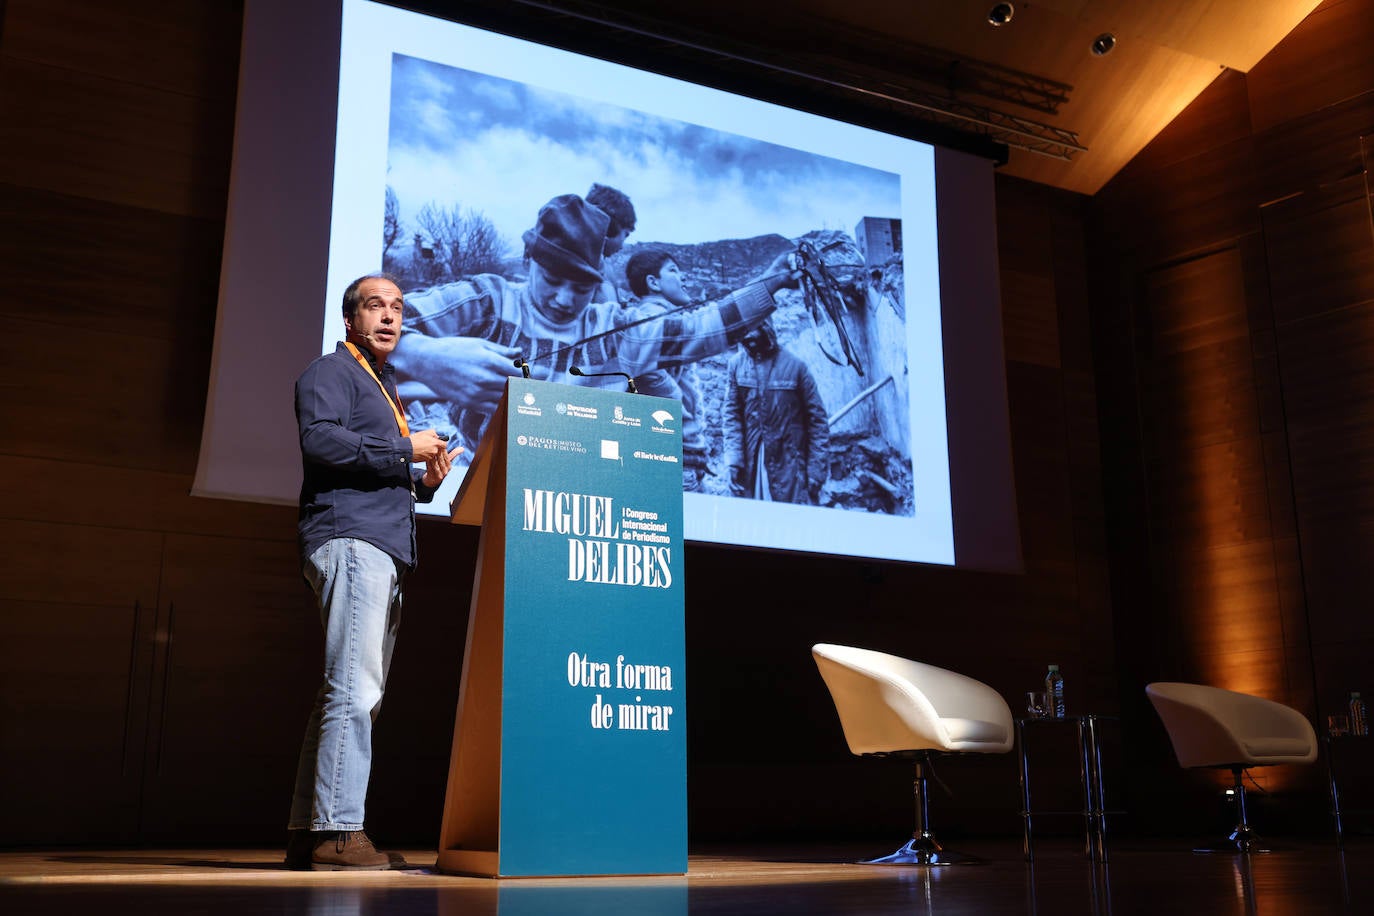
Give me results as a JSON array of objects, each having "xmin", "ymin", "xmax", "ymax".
[{"xmin": 344, "ymin": 342, "xmax": 410, "ymax": 437}]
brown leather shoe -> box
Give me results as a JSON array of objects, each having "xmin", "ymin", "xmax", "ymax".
[{"xmin": 309, "ymin": 830, "xmax": 396, "ymax": 871}]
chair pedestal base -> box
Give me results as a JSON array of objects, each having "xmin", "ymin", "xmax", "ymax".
[
  {"xmin": 1192, "ymin": 767, "xmax": 1272, "ymax": 854},
  {"xmin": 858, "ymin": 754, "xmax": 987, "ymax": 866},
  {"xmin": 861, "ymin": 835, "xmax": 985, "ymax": 866},
  {"xmin": 1194, "ymin": 824, "xmax": 1270, "ymax": 855}
]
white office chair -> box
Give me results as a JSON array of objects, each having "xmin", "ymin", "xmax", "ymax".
[
  {"xmin": 812, "ymin": 643, "xmax": 1014, "ymax": 865},
  {"xmin": 1145, "ymin": 682, "xmax": 1317, "ymax": 853}
]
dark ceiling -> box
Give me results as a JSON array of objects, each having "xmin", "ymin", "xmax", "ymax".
[{"xmin": 406, "ymin": 0, "xmax": 1324, "ymax": 194}]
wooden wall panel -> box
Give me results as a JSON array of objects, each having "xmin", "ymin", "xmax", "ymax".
[
  {"xmin": 1005, "ymin": 362, "xmax": 1079, "ymax": 584},
  {"xmin": 1139, "ymin": 250, "xmax": 1250, "ymax": 346},
  {"xmin": 0, "ymin": 54, "xmax": 234, "ymax": 219},
  {"xmin": 1157, "ymin": 541, "xmax": 1284, "ymax": 654},
  {"xmin": 0, "ymin": 456, "xmax": 298, "ymax": 542},
  {"xmin": 0, "ymin": 0, "xmax": 238, "ymax": 219},
  {"xmin": 1095, "ymin": 235, "xmax": 1316, "ymax": 816},
  {"xmin": 0, "ymin": 183, "xmax": 226, "ymax": 343},
  {"xmin": 1000, "ymin": 269, "xmax": 1063, "ymax": 368},
  {"xmin": 1120, "ymin": 69, "xmax": 1255, "ymax": 179},
  {"xmin": 1133, "ymin": 249, "xmax": 1283, "ymax": 694},
  {"xmin": 1251, "ymin": 94, "xmax": 1374, "ymax": 205},
  {"xmin": 1091, "ymin": 0, "xmax": 1374, "ymax": 830},
  {"xmin": 0, "ymin": 600, "xmax": 148, "ymax": 844},
  {"xmin": 1062, "ymin": 345, "xmax": 1113, "ymax": 682},
  {"xmin": 1271, "ymin": 293, "xmax": 1374, "ymax": 714},
  {"xmin": 6, "ymin": 322, "xmax": 204, "ymax": 472},
  {"xmin": 1273, "ymin": 299, "xmax": 1374, "ymax": 523},
  {"xmin": 1307, "ymin": 635, "xmax": 1374, "ymax": 724},
  {"xmin": 1144, "ymin": 438, "xmax": 1274, "ymax": 544},
  {"xmin": 0, "ymin": 0, "xmax": 257, "ymax": 848},
  {"xmin": 999, "ymin": 181, "xmax": 1066, "ymax": 367},
  {"xmin": 0, "ymin": 522, "xmax": 163, "ymax": 844},
  {"xmin": 2, "ymin": 0, "xmax": 241, "ymax": 99},
  {"xmin": 0, "ymin": 519, "xmax": 163, "ymax": 606},
  {"xmin": 1139, "ymin": 337, "xmax": 1261, "ymax": 448},
  {"xmin": 1095, "ymin": 135, "xmax": 1259, "ymax": 266},
  {"xmin": 0, "ymin": 165, "xmax": 225, "ymax": 480},
  {"xmin": 137, "ymin": 533, "xmax": 319, "ymax": 842},
  {"xmin": 1002, "ymin": 178, "xmax": 1119, "ymax": 708},
  {"xmin": 1245, "ymin": 0, "xmax": 1374, "ymax": 135},
  {"xmin": 1261, "ymin": 178, "xmax": 1374, "ymax": 324}
]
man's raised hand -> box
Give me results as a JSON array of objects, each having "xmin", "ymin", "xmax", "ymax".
[
  {"xmin": 422, "ymin": 444, "xmax": 464, "ymax": 488},
  {"xmin": 409, "ymin": 428, "xmax": 449, "ymax": 463}
]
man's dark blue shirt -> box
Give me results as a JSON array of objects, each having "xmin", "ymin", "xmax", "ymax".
[{"xmin": 295, "ymin": 342, "xmax": 437, "ymax": 569}]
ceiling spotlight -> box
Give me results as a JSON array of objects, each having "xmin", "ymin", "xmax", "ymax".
[
  {"xmin": 987, "ymin": 3, "xmax": 1014, "ymax": 27},
  {"xmin": 1091, "ymin": 33, "xmax": 1116, "ymax": 56}
]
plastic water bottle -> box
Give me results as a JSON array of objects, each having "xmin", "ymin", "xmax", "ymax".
[
  {"xmin": 1045, "ymin": 665, "xmax": 1066, "ymax": 719},
  {"xmin": 1350, "ymin": 692, "xmax": 1369, "ymax": 737}
]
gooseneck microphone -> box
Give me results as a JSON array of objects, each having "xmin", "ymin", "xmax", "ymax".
[
  {"xmin": 513, "ymin": 356, "xmax": 531, "ymax": 379},
  {"xmin": 569, "ymin": 365, "xmax": 637, "ymax": 394}
]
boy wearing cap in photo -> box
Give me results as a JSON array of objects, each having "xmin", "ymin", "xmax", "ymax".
[
  {"xmin": 391, "ymin": 193, "xmax": 798, "ymax": 463},
  {"xmin": 586, "ymin": 181, "xmax": 636, "ymax": 306},
  {"xmin": 623, "ymin": 248, "xmax": 710, "ymax": 492}
]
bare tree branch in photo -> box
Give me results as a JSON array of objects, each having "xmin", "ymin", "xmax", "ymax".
[
  {"xmin": 458, "ymin": 213, "xmax": 506, "ymax": 275},
  {"xmin": 383, "ymin": 186, "xmax": 402, "ymax": 255},
  {"xmin": 414, "ymin": 202, "xmax": 508, "ymax": 280}
]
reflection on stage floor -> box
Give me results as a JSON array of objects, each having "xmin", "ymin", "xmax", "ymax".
[{"xmin": 1, "ymin": 838, "xmax": 1369, "ymax": 915}]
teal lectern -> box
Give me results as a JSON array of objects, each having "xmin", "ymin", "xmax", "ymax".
[{"xmin": 437, "ymin": 378, "xmax": 687, "ymax": 877}]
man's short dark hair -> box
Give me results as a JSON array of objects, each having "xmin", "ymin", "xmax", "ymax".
[
  {"xmin": 341, "ymin": 272, "xmax": 403, "ymax": 321},
  {"xmin": 624, "ymin": 248, "xmax": 675, "ymax": 298},
  {"xmin": 586, "ymin": 183, "xmax": 636, "ymax": 237}
]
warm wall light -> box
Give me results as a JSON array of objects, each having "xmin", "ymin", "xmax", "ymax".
[
  {"xmin": 987, "ymin": 3, "xmax": 1014, "ymax": 26},
  {"xmin": 1091, "ymin": 33, "xmax": 1116, "ymax": 56}
]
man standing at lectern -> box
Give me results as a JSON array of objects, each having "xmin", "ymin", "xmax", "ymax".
[{"xmin": 286, "ymin": 273, "xmax": 461, "ymax": 870}]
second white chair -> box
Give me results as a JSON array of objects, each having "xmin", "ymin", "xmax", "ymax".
[
  {"xmin": 1146, "ymin": 681, "xmax": 1317, "ymax": 853},
  {"xmin": 812, "ymin": 643, "xmax": 1014, "ymax": 865}
]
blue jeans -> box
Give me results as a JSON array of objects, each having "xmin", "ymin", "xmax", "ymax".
[{"xmin": 288, "ymin": 538, "xmax": 403, "ymax": 832}]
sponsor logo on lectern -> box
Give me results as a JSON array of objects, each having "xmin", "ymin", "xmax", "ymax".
[{"xmin": 517, "ymin": 389, "xmax": 542, "ymax": 417}]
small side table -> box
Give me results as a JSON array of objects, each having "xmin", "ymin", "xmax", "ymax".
[
  {"xmin": 1016, "ymin": 714, "xmax": 1117, "ymax": 862},
  {"xmin": 1326, "ymin": 733, "xmax": 1373, "ymax": 846}
]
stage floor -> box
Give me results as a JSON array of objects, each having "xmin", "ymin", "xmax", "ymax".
[{"xmin": 1, "ymin": 838, "xmax": 1369, "ymax": 914}]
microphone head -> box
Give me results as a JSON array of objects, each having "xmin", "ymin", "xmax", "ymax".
[
  {"xmin": 512, "ymin": 356, "xmax": 525, "ymax": 369},
  {"xmin": 568, "ymin": 366, "xmax": 585, "ymax": 377}
]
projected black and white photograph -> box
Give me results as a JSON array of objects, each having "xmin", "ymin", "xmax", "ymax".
[
  {"xmin": 324, "ymin": 0, "xmax": 953, "ymax": 562},
  {"xmin": 382, "ymin": 55, "xmax": 914, "ymax": 516}
]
